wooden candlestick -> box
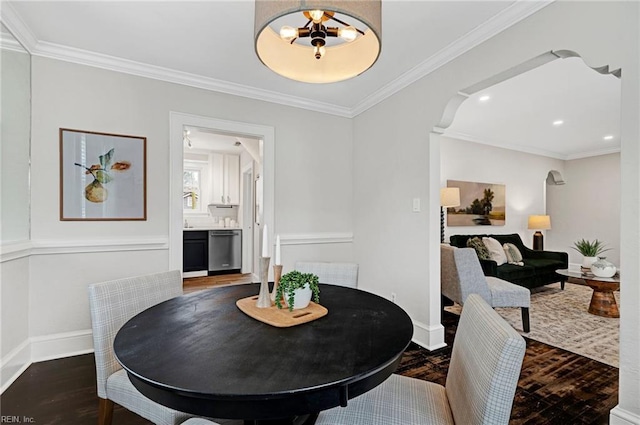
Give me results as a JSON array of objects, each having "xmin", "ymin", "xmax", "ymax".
[
  {"xmin": 256, "ymin": 256, "xmax": 272, "ymax": 308},
  {"xmin": 271, "ymin": 264, "xmax": 283, "ymax": 302}
]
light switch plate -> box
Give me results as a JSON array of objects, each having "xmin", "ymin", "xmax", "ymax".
[{"xmin": 412, "ymin": 198, "xmax": 421, "ymax": 212}]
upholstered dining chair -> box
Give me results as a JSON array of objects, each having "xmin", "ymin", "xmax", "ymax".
[
  {"xmin": 315, "ymin": 294, "xmax": 526, "ymax": 425},
  {"xmin": 294, "ymin": 261, "xmax": 359, "ymax": 288},
  {"xmin": 441, "ymin": 244, "xmax": 531, "ymax": 332},
  {"xmin": 88, "ymin": 270, "xmax": 221, "ymax": 425}
]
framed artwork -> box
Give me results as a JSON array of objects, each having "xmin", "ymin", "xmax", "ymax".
[
  {"xmin": 59, "ymin": 128, "xmax": 147, "ymax": 220},
  {"xmin": 447, "ymin": 179, "xmax": 505, "ymax": 226}
]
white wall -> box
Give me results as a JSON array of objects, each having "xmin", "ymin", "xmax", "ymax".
[
  {"xmin": 352, "ymin": 2, "xmax": 639, "ymax": 421},
  {"xmin": 19, "ymin": 56, "xmax": 354, "ymax": 360},
  {"xmin": 440, "ymin": 136, "xmax": 564, "ymax": 247},
  {"xmin": 547, "ymin": 153, "xmax": 620, "ymax": 266}
]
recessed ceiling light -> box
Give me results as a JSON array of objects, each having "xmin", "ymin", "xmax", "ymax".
[
  {"xmin": 479, "ymin": 95, "xmax": 491, "ymax": 102},
  {"xmin": 552, "ymin": 120, "xmax": 564, "ymax": 126},
  {"xmin": 603, "ymin": 135, "xmax": 614, "ymax": 141}
]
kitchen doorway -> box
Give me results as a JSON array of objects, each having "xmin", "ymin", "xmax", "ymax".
[{"xmin": 169, "ymin": 112, "xmax": 275, "ymax": 284}]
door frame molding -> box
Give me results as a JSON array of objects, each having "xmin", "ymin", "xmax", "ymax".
[{"xmin": 169, "ymin": 112, "xmax": 275, "ymax": 273}]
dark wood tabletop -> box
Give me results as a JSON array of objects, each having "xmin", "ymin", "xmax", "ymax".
[{"xmin": 113, "ymin": 284, "xmax": 413, "ymax": 423}]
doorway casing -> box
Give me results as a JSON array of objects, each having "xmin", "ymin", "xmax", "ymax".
[{"xmin": 169, "ymin": 112, "xmax": 275, "ymax": 274}]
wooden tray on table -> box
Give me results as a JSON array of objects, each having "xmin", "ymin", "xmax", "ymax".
[{"xmin": 236, "ymin": 296, "xmax": 328, "ymax": 327}]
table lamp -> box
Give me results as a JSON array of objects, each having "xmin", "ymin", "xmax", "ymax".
[
  {"xmin": 528, "ymin": 215, "xmax": 551, "ymax": 250},
  {"xmin": 440, "ymin": 188, "xmax": 460, "ymax": 243}
]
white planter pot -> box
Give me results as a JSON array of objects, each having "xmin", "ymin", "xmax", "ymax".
[
  {"xmin": 287, "ymin": 283, "xmax": 313, "ymax": 310},
  {"xmin": 582, "ymin": 256, "xmax": 597, "ymax": 269}
]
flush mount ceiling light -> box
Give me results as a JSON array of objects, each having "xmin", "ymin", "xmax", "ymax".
[
  {"xmin": 552, "ymin": 120, "xmax": 564, "ymax": 126},
  {"xmin": 254, "ymin": 0, "xmax": 382, "ymax": 83}
]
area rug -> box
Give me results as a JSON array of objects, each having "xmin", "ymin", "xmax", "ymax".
[{"xmin": 446, "ymin": 282, "xmax": 619, "ymax": 367}]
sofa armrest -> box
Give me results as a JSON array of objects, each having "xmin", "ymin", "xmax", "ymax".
[{"xmin": 479, "ymin": 259, "xmax": 499, "ymax": 276}]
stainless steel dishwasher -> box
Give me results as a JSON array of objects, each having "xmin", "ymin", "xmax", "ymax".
[{"xmin": 208, "ymin": 230, "xmax": 242, "ymax": 273}]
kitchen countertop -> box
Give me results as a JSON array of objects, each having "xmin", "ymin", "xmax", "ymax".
[{"xmin": 183, "ymin": 227, "xmax": 241, "ymax": 231}]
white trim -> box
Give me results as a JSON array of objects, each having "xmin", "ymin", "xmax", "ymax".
[
  {"xmin": 280, "ymin": 233, "xmax": 354, "ymax": 246},
  {"xmin": 0, "ymin": 240, "xmax": 32, "ymax": 262},
  {"xmin": 183, "ymin": 270, "xmax": 208, "ymax": 278},
  {"xmin": 30, "ymin": 330, "xmax": 94, "ymax": 363},
  {"xmin": 412, "ymin": 321, "xmax": 447, "ymax": 351},
  {"xmin": 0, "ymin": 2, "xmax": 38, "ymax": 54},
  {"xmin": 350, "ymin": 1, "xmax": 555, "ymax": 117},
  {"xmin": 1, "ymin": 0, "xmax": 551, "ymax": 119},
  {"xmin": 610, "ymin": 406, "xmax": 640, "ymax": 425},
  {"xmin": 169, "ymin": 113, "xmax": 275, "ymax": 276},
  {"xmin": 0, "ymin": 339, "xmax": 31, "ymax": 394},
  {"xmin": 31, "ymin": 41, "xmax": 351, "ymax": 118},
  {"xmin": 31, "ymin": 238, "xmax": 168, "ymax": 255},
  {"xmin": 1, "ymin": 239, "xmax": 168, "ymax": 262},
  {"xmin": 443, "ymin": 130, "xmax": 622, "ymax": 161}
]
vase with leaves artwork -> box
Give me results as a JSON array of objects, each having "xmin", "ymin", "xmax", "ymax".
[{"xmin": 60, "ymin": 129, "xmax": 147, "ymax": 220}]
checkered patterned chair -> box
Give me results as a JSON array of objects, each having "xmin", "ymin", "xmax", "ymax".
[
  {"xmin": 441, "ymin": 244, "xmax": 531, "ymax": 332},
  {"xmin": 88, "ymin": 270, "xmax": 222, "ymax": 425},
  {"xmin": 315, "ymin": 294, "xmax": 526, "ymax": 425},
  {"xmin": 294, "ymin": 261, "xmax": 358, "ymax": 288}
]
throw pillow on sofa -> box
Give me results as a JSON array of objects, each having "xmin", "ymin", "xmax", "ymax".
[
  {"xmin": 467, "ymin": 237, "xmax": 491, "ymax": 260},
  {"xmin": 503, "ymin": 243, "xmax": 524, "ymax": 266},
  {"xmin": 482, "ymin": 237, "xmax": 507, "ymax": 265}
]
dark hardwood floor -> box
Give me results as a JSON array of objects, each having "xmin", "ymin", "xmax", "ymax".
[{"xmin": 0, "ymin": 312, "xmax": 617, "ymax": 425}]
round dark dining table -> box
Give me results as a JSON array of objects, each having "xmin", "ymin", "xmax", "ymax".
[{"xmin": 113, "ymin": 283, "xmax": 413, "ymax": 424}]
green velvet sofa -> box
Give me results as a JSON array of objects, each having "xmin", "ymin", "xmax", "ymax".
[{"xmin": 449, "ymin": 233, "xmax": 568, "ymax": 290}]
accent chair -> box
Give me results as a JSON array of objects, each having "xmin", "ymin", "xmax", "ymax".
[{"xmin": 441, "ymin": 244, "xmax": 531, "ymax": 332}]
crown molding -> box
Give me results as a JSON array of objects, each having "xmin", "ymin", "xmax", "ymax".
[
  {"xmin": 442, "ymin": 130, "xmax": 621, "ymax": 161},
  {"xmin": 350, "ymin": 0, "xmax": 555, "ymax": 117},
  {"xmin": 566, "ymin": 147, "xmax": 621, "ymax": 160},
  {"xmin": 30, "ymin": 40, "xmax": 352, "ymax": 118},
  {"xmin": 0, "ymin": 2, "xmax": 37, "ymax": 53},
  {"xmin": 2, "ymin": 0, "xmax": 552, "ymax": 119},
  {"xmin": 442, "ymin": 130, "xmax": 568, "ymax": 160}
]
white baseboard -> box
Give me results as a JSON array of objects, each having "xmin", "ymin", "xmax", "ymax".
[
  {"xmin": 611, "ymin": 406, "xmax": 640, "ymax": 425},
  {"xmin": 30, "ymin": 329, "xmax": 94, "ymax": 363},
  {"xmin": 412, "ymin": 320, "xmax": 447, "ymax": 351},
  {"xmin": 0, "ymin": 339, "xmax": 31, "ymax": 393}
]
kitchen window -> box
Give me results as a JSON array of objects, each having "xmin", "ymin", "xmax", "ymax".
[{"xmin": 184, "ymin": 161, "xmax": 209, "ymax": 214}]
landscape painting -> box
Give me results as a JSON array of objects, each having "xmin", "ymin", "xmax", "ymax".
[{"xmin": 446, "ymin": 180, "xmax": 505, "ymax": 226}]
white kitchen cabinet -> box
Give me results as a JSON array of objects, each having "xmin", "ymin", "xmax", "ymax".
[{"xmin": 210, "ymin": 153, "xmax": 240, "ymax": 205}]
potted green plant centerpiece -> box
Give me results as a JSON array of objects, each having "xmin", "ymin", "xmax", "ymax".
[
  {"xmin": 275, "ymin": 270, "xmax": 320, "ymax": 311},
  {"xmin": 571, "ymin": 239, "xmax": 610, "ymax": 268}
]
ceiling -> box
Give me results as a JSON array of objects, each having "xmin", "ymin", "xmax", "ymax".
[{"xmin": 2, "ymin": 1, "xmax": 621, "ymax": 159}]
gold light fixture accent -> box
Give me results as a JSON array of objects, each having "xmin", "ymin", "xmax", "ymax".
[{"xmin": 254, "ymin": 0, "xmax": 382, "ymax": 83}]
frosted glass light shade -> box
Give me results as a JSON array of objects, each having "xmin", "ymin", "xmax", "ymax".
[
  {"xmin": 528, "ymin": 215, "xmax": 551, "ymax": 230},
  {"xmin": 254, "ymin": 0, "xmax": 382, "ymax": 83},
  {"xmin": 440, "ymin": 187, "xmax": 460, "ymax": 208}
]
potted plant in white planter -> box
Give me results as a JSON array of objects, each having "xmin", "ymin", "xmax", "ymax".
[
  {"xmin": 572, "ymin": 239, "xmax": 610, "ymax": 268},
  {"xmin": 275, "ymin": 270, "xmax": 320, "ymax": 311}
]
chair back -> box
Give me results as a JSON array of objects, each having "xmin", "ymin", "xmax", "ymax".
[
  {"xmin": 445, "ymin": 294, "xmax": 526, "ymax": 425},
  {"xmin": 88, "ymin": 270, "xmax": 183, "ymax": 398},
  {"xmin": 441, "ymin": 245, "xmax": 492, "ymax": 305},
  {"xmin": 294, "ymin": 261, "xmax": 358, "ymax": 288}
]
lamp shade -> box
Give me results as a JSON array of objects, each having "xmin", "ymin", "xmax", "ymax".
[
  {"xmin": 528, "ymin": 215, "xmax": 551, "ymax": 230},
  {"xmin": 440, "ymin": 187, "xmax": 460, "ymax": 208},
  {"xmin": 254, "ymin": 0, "xmax": 382, "ymax": 83}
]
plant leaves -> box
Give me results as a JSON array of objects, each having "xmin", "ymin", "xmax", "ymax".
[
  {"xmin": 99, "ymin": 148, "xmax": 114, "ymax": 169},
  {"xmin": 95, "ymin": 170, "xmax": 113, "ymax": 184}
]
